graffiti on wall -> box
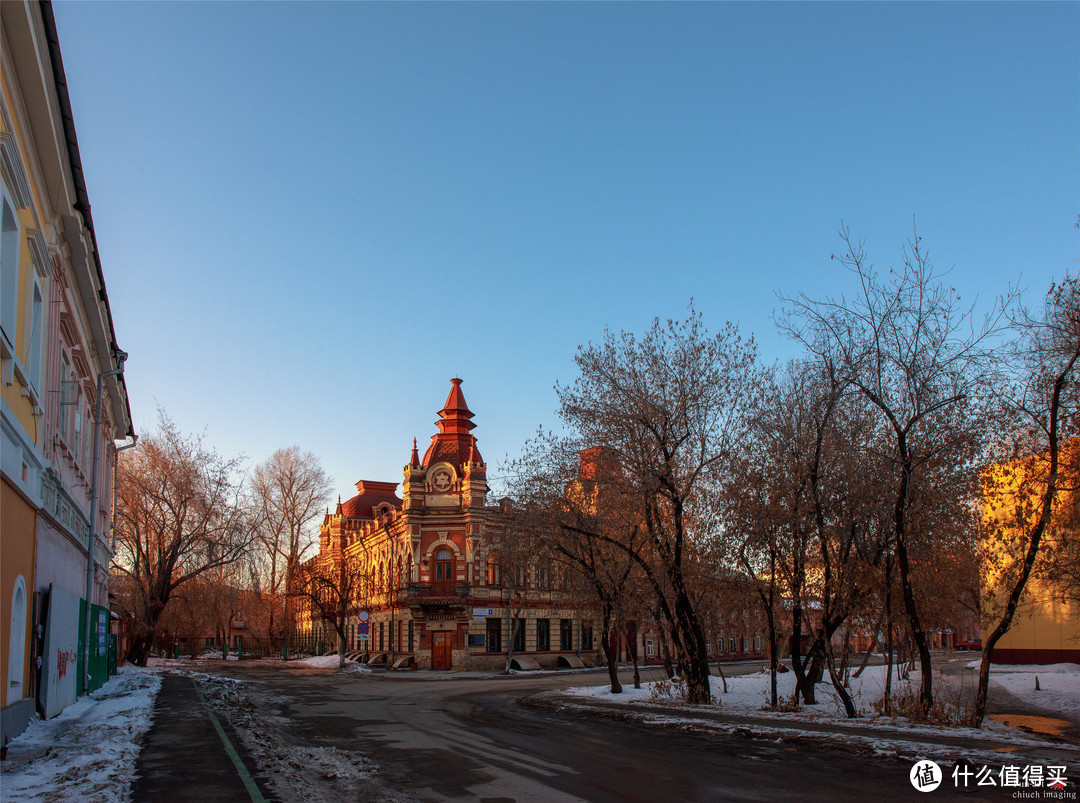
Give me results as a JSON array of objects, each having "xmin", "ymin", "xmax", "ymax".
[{"xmin": 41, "ymin": 585, "xmax": 81, "ymax": 719}]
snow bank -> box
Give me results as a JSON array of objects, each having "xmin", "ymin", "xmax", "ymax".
[
  {"xmin": 0, "ymin": 665, "xmax": 161, "ymax": 802},
  {"xmin": 297, "ymin": 654, "xmax": 370, "ymax": 672},
  {"xmin": 564, "ymin": 662, "xmax": 1080, "ymax": 737},
  {"xmin": 964, "ymin": 662, "xmax": 1080, "ymax": 720},
  {"xmin": 567, "ymin": 664, "xmax": 903, "ymax": 718}
]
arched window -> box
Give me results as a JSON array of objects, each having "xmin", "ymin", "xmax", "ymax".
[
  {"xmin": 7, "ymin": 575, "xmax": 27, "ymax": 705},
  {"xmin": 434, "ymin": 548, "xmax": 453, "ymax": 583}
]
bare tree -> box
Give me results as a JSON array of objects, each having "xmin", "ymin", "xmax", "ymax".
[
  {"xmin": 159, "ymin": 563, "xmax": 246, "ymax": 656},
  {"xmin": 721, "ymin": 475, "xmax": 784, "ymax": 707},
  {"xmin": 511, "ymin": 442, "xmax": 651, "ymax": 692},
  {"xmin": 519, "ymin": 306, "xmax": 762, "ymax": 704},
  {"xmin": 484, "ymin": 505, "xmax": 540, "ymax": 674},
  {"xmin": 112, "ymin": 412, "xmax": 253, "ymax": 666},
  {"xmin": 974, "ymin": 274, "xmax": 1080, "ymax": 726},
  {"xmin": 251, "ymin": 447, "xmax": 333, "ymax": 643},
  {"xmin": 290, "ymin": 552, "xmax": 369, "ymax": 670},
  {"xmin": 720, "ymin": 360, "xmax": 875, "ymax": 714},
  {"xmin": 780, "ymin": 224, "xmax": 998, "ymax": 714}
]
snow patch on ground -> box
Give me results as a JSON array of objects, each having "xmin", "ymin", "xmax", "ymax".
[
  {"xmin": 0, "ymin": 666, "xmax": 162, "ymax": 802},
  {"xmin": 562, "ymin": 662, "xmax": 1080, "ymax": 744},
  {"xmin": 296, "ymin": 654, "xmax": 370, "ymax": 672},
  {"xmin": 963, "ymin": 662, "xmax": 1080, "ymax": 721},
  {"xmin": 566, "ymin": 663, "xmax": 900, "ymax": 717},
  {"xmin": 342, "ymin": 662, "xmax": 373, "ymax": 675}
]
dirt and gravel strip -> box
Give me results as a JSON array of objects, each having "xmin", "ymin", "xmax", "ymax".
[{"xmin": 183, "ymin": 670, "xmax": 411, "ymax": 802}]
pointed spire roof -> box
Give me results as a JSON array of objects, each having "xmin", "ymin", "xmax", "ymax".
[
  {"xmin": 410, "ymin": 438, "xmax": 420, "ymax": 468},
  {"xmin": 436, "ymin": 377, "xmax": 476, "ymax": 435},
  {"xmin": 422, "ymin": 378, "xmax": 483, "ymax": 469}
]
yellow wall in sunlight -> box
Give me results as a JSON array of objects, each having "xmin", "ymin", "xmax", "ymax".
[
  {"xmin": 981, "ymin": 443, "xmax": 1080, "ymax": 664},
  {"xmin": 0, "ymin": 77, "xmax": 43, "ymax": 443}
]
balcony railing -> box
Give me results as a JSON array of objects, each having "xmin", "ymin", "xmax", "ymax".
[{"xmin": 398, "ymin": 582, "xmax": 470, "ymax": 601}]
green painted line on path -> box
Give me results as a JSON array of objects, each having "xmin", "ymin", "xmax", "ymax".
[{"xmin": 193, "ymin": 682, "xmax": 267, "ymax": 803}]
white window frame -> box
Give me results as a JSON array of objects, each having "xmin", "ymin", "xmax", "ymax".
[
  {"xmin": 24, "ymin": 273, "xmax": 43, "ymax": 393},
  {"xmin": 7, "ymin": 575, "xmax": 27, "ymax": 705},
  {"xmin": 59, "ymin": 351, "xmax": 71, "ymax": 441},
  {"xmin": 74, "ymin": 404, "xmax": 83, "ymax": 464},
  {"xmin": 0, "ymin": 183, "xmax": 19, "ymax": 352}
]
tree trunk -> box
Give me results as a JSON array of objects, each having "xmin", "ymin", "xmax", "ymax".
[
  {"xmin": 125, "ymin": 593, "xmax": 171, "ymax": 666},
  {"xmin": 670, "ymin": 580, "xmax": 711, "ymax": 704},
  {"xmin": 626, "ymin": 623, "xmax": 641, "ymax": 689},
  {"xmin": 504, "ymin": 596, "xmax": 522, "ymax": 675},
  {"xmin": 883, "ymin": 553, "xmax": 894, "ymax": 714},
  {"xmin": 892, "ymin": 446, "xmax": 934, "ymax": 713},
  {"xmin": 853, "ymin": 613, "xmax": 883, "ymax": 679},
  {"xmin": 971, "ymin": 430, "xmax": 1064, "ymax": 726},
  {"xmin": 601, "ymin": 605, "xmax": 621, "ymax": 694},
  {"xmin": 336, "ymin": 621, "xmax": 346, "ymax": 670},
  {"xmin": 755, "ymin": 584, "xmax": 779, "ymax": 707},
  {"xmin": 824, "ymin": 636, "xmax": 858, "ymax": 717},
  {"xmin": 503, "ymin": 595, "xmax": 514, "ymax": 674},
  {"xmin": 127, "ymin": 635, "xmax": 153, "ymax": 667},
  {"xmin": 767, "ymin": 551, "xmax": 779, "ymax": 708},
  {"xmin": 716, "ymin": 662, "xmax": 728, "ymax": 694},
  {"xmin": 658, "ymin": 622, "xmax": 675, "ymax": 679},
  {"xmin": 791, "ymin": 605, "xmax": 817, "ymax": 705}
]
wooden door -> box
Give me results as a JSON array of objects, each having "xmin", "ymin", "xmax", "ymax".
[{"xmin": 432, "ymin": 632, "xmax": 452, "ymax": 670}]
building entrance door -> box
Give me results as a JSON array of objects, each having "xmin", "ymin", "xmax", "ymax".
[{"xmin": 432, "ymin": 631, "xmax": 452, "ymax": 670}]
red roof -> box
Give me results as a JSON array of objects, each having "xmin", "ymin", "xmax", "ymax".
[
  {"xmin": 341, "ymin": 480, "xmax": 401, "ymax": 518},
  {"xmin": 422, "ymin": 378, "xmax": 484, "ymax": 469}
]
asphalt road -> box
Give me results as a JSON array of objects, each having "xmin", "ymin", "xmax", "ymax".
[{"xmin": 202, "ymin": 661, "xmax": 1024, "ymax": 802}]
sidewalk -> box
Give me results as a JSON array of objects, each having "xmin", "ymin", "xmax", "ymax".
[{"xmin": 131, "ymin": 674, "xmax": 271, "ymax": 802}]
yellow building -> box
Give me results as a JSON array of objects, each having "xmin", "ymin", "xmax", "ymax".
[
  {"xmin": 2, "ymin": 0, "xmax": 133, "ymax": 746},
  {"xmin": 981, "ymin": 440, "xmax": 1080, "ymax": 664}
]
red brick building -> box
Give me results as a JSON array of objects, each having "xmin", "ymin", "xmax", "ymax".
[{"xmin": 294, "ymin": 379, "xmax": 601, "ymax": 670}]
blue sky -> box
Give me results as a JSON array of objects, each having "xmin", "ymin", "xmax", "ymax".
[{"xmin": 51, "ymin": 1, "xmax": 1078, "ymax": 500}]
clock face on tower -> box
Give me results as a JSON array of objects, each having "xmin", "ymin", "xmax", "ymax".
[{"xmin": 430, "ymin": 467, "xmax": 453, "ymax": 493}]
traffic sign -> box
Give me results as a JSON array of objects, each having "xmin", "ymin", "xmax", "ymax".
[
  {"xmin": 358, "ymin": 622, "xmax": 369, "ymax": 634},
  {"xmin": 358, "ymin": 611, "xmax": 369, "ymax": 622}
]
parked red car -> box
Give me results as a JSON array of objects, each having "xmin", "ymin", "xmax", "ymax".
[{"xmin": 956, "ymin": 639, "xmax": 982, "ymax": 651}]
